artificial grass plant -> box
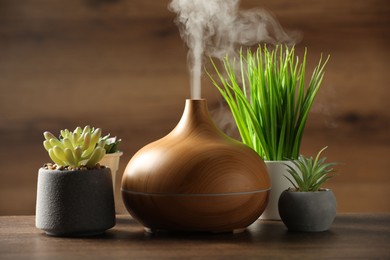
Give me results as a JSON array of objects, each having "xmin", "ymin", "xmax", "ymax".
[
  {"xmin": 208, "ymin": 45, "xmax": 329, "ymax": 160},
  {"xmin": 285, "ymin": 147, "xmax": 337, "ymax": 192}
]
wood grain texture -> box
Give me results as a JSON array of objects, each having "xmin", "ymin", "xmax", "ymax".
[
  {"xmin": 0, "ymin": 214, "xmax": 389, "ymax": 259},
  {"xmin": 122, "ymin": 193, "xmax": 268, "ymax": 233},
  {"xmin": 122, "ymin": 99, "xmax": 270, "ymax": 193},
  {"xmin": 121, "ymin": 99, "xmax": 270, "ymax": 232},
  {"xmin": 0, "ymin": 0, "xmax": 389, "ymax": 215}
]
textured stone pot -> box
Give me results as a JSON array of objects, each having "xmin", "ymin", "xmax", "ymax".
[
  {"xmin": 278, "ymin": 189, "xmax": 337, "ymax": 232},
  {"xmin": 36, "ymin": 167, "xmax": 116, "ymax": 236}
]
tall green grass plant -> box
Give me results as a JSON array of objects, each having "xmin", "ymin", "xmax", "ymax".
[{"xmin": 208, "ymin": 45, "xmax": 329, "ymax": 160}]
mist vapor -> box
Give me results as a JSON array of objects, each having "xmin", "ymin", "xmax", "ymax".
[{"xmin": 169, "ymin": 0, "xmax": 296, "ymax": 99}]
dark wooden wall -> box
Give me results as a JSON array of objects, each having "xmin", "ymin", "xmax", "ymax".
[{"xmin": 0, "ymin": 0, "xmax": 389, "ymax": 215}]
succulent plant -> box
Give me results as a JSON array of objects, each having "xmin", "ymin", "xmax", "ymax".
[
  {"xmin": 43, "ymin": 126, "xmax": 106, "ymax": 169},
  {"xmin": 100, "ymin": 134, "xmax": 121, "ymax": 154},
  {"xmin": 284, "ymin": 147, "xmax": 337, "ymax": 192}
]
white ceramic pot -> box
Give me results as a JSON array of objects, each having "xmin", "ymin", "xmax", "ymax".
[
  {"xmin": 261, "ymin": 161, "xmax": 295, "ymax": 220},
  {"xmin": 100, "ymin": 151, "xmax": 123, "ymax": 191}
]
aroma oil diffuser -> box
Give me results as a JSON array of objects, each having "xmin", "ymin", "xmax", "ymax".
[{"xmin": 121, "ymin": 99, "xmax": 270, "ymax": 233}]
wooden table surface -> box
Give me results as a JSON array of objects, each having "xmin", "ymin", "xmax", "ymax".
[
  {"xmin": 1, "ymin": 0, "xmax": 389, "ymax": 216},
  {"xmin": 1, "ymin": 214, "xmax": 389, "ymax": 259}
]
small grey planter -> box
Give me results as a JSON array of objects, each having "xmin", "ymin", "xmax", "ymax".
[
  {"xmin": 36, "ymin": 167, "xmax": 116, "ymax": 236},
  {"xmin": 278, "ymin": 189, "xmax": 336, "ymax": 232}
]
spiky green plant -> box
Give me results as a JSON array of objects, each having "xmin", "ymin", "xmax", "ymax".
[
  {"xmin": 285, "ymin": 147, "xmax": 337, "ymax": 192},
  {"xmin": 208, "ymin": 45, "xmax": 329, "ymax": 160},
  {"xmin": 43, "ymin": 126, "xmax": 106, "ymax": 168}
]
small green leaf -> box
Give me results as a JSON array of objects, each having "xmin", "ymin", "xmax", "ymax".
[
  {"xmin": 43, "ymin": 140, "xmax": 52, "ymax": 151},
  {"xmin": 81, "ymin": 132, "xmax": 91, "ymax": 151},
  {"xmin": 53, "ymin": 146, "xmax": 66, "ymax": 161},
  {"xmin": 64, "ymin": 148, "xmax": 77, "ymax": 167},
  {"xmin": 86, "ymin": 147, "xmax": 106, "ymax": 167},
  {"xmin": 48, "ymin": 148, "xmax": 65, "ymax": 166},
  {"xmin": 62, "ymin": 138, "xmax": 74, "ymax": 150},
  {"xmin": 49, "ymin": 138, "xmax": 63, "ymax": 149},
  {"xmin": 74, "ymin": 146, "xmax": 82, "ymax": 161},
  {"xmin": 43, "ymin": 131, "xmax": 56, "ymax": 140},
  {"xmin": 90, "ymin": 128, "xmax": 102, "ymax": 145},
  {"xmin": 74, "ymin": 126, "xmax": 83, "ymax": 135}
]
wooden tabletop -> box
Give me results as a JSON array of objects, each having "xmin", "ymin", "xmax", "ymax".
[{"xmin": 1, "ymin": 214, "xmax": 389, "ymax": 259}]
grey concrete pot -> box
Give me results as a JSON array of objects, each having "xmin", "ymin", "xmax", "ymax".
[
  {"xmin": 278, "ymin": 189, "xmax": 336, "ymax": 232},
  {"xmin": 36, "ymin": 167, "xmax": 116, "ymax": 236}
]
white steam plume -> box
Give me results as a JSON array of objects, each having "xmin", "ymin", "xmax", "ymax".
[{"xmin": 169, "ymin": 0, "xmax": 297, "ymax": 99}]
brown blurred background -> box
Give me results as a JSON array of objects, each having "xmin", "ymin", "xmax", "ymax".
[{"xmin": 0, "ymin": 0, "xmax": 389, "ymax": 215}]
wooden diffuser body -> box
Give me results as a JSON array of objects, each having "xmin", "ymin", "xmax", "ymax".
[{"xmin": 121, "ymin": 99, "xmax": 270, "ymax": 233}]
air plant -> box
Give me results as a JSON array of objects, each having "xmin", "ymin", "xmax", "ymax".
[
  {"xmin": 43, "ymin": 126, "xmax": 106, "ymax": 169},
  {"xmin": 208, "ymin": 45, "xmax": 330, "ymax": 160},
  {"xmin": 284, "ymin": 147, "xmax": 337, "ymax": 192}
]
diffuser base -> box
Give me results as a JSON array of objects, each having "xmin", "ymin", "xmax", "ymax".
[
  {"xmin": 122, "ymin": 189, "xmax": 269, "ymax": 234},
  {"xmin": 144, "ymin": 227, "xmax": 246, "ymax": 234}
]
